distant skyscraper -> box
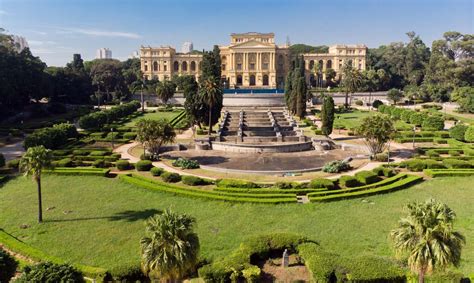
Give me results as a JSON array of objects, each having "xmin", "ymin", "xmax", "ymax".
[
  {"xmin": 96, "ymin": 48, "xmax": 112, "ymax": 59},
  {"xmin": 129, "ymin": 50, "xmax": 140, "ymax": 59},
  {"xmin": 11, "ymin": 35, "xmax": 29, "ymax": 52},
  {"xmin": 181, "ymin": 42, "xmax": 193, "ymax": 53}
]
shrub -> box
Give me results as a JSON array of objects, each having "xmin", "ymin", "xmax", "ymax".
[
  {"xmin": 72, "ymin": 149, "xmax": 90, "ymax": 156},
  {"xmin": 0, "ymin": 153, "xmax": 4, "ymax": 167},
  {"xmin": 338, "ymin": 175, "xmax": 361, "ymax": 188},
  {"xmin": 24, "ymin": 127, "xmax": 67, "ymax": 149},
  {"xmin": 309, "ymin": 178, "xmax": 335, "ymax": 190},
  {"xmin": 423, "ymin": 159, "xmax": 445, "ymax": 169},
  {"xmin": 400, "ymin": 159, "xmax": 426, "ymax": 172},
  {"xmin": 123, "ymin": 132, "xmax": 137, "ymax": 140},
  {"xmin": 116, "ymin": 160, "xmax": 131, "ymax": 171},
  {"xmin": 465, "ymin": 126, "xmax": 474, "ymax": 142},
  {"xmin": 354, "ymin": 171, "xmax": 380, "ymax": 185},
  {"xmin": 322, "ymin": 160, "xmax": 350, "ymax": 173},
  {"xmin": 16, "ymin": 262, "xmax": 84, "ymax": 283},
  {"xmin": 409, "ymin": 112, "xmax": 425, "ymax": 126},
  {"xmin": 92, "ymin": 159, "xmax": 105, "ymax": 168},
  {"xmin": 374, "ymin": 153, "xmax": 388, "ymax": 162},
  {"xmin": 89, "ymin": 151, "xmax": 108, "ymax": 156},
  {"xmin": 182, "ymin": 175, "xmax": 209, "ymax": 186},
  {"xmin": 390, "ymin": 107, "xmax": 403, "ymax": 119},
  {"xmin": 172, "ymin": 158, "xmax": 200, "ymax": 169},
  {"xmin": 150, "ymin": 167, "xmax": 164, "ymax": 176},
  {"xmin": 105, "ymin": 263, "xmax": 146, "ymax": 282},
  {"xmin": 6, "ymin": 159, "xmax": 20, "ymax": 169},
  {"xmin": 355, "ymin": 100, "xmax": 363, "ymax": 106},
  {"xmin": 448, "ymin": 150, "xmax": 460, "ymax": 156},
  {"xmin": 161, "ymin": 172, "xmax": 181, "ymax": 183},
  {"xmin": 217, "ymin": 179, "xmax": 259, "ymax": 188},
  {"xmin": 464, "ymin": 148, "xmax": 474, "ymax": 156},
  {"xmin": 400, "ymin": 110, "xmax": 414, "ymax": 123},
  {"xmin": 442, "ymin": 159, "xmax": 471, "ymax": 169},
  {"xmin": 426, "ymin": 150, "xmax": 439, "ymax": 158},
  {"xmin": 52, "ymin": 123, "xmax": 78, "ymax": 138},
  {"xmin": 421, "ymin": 115, "xmax": 444, "ymax": 130},
  {"xmin": 0, "ymin": 249, "xmax": 17, "ymax": 283},
  {"xmin": 449, "ymin": 124, "xmax": 468, "ymax": 141},
  {"xmin": 274, "ymin": 181, "xmax": 303, "ymax": 189},
  {"xmin": 57, "ymin": 157, "xmax": 73, "ymax": 167},
  {"xmin": 372, "ymin": 166, "xmax": 395, "ymax": 177},
  {"xmin": 372, "ymin": 100, "xmax": 383, "ymax": 109},
  {"xmin": 135, "ymin": 160, "xmax": 153, "ymax": 171}
]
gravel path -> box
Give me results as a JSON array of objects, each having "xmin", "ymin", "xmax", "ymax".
[{"xmin": 0, "ymin": 140, "xmax": 25, "ymax": 161}]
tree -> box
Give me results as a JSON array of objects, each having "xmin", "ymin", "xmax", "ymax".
[
  {"xmin": 200, "ymin": 78, "xmax": 222, "ymax": 136},
  {"xmin": 19, "ymin": 146, "xmax": 53, "ymax": 223},
  {"xmin": 140, "ymin": 209, "xmax": 200, "ymax": 281},
  {"xmin": 321, "ymin": 95, "xmax": 335, "ymax": 137},
  {"xmin": 387, "ymin": 88, "xmax": 404, "ymax": 105},
  {"xmin": 89, "ymin": 59, "xmax": 129, "ymax": 104},
  {"xmin": 16, "ymin": 262, "xmax": 84, "ymax": 282},
  {"xmin": 341, "ymin": 62, "xmax": 363, "ymax": 108},
  {"xmin": 181, "ymin": 76, "xmax": 204, "ymax": 127},
  {"xmin": 356, "ymin": 114, "xmax": 395, "ymax": 156},
  {"xmin": 450, "ymin": 86, "xmax": 474, "ymax": 113},
  {"xmin": 156, "ymin": 81, "xmax": 176, "ymax": 105},
  {"xmin": 325, "ymin": 68, "xmax": 337, "ymax": 87},
  {"xmin": 136, "ymin": 119, "xmax": 176, "ymax": 158},
  {"xmin": 391, "ymin": 199, "xmax": 465, "ymax": 283}
]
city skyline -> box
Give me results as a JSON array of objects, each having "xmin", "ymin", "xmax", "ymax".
[{"xmin": 0, "ymin": 0, "xmax": 472, "ymax": 66}]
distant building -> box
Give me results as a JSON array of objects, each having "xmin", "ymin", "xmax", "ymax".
[
  {"xmin": 129, "ymin": 50, "xmax": 140, "ymax": 59},
  {"xmin": 96, "ymin": 48, "xmax": 112, "ymax": 59},
  {"xmin": 181, "ymin": 42, "xmax": 193, "ymax": 54},
  {"xmin": 11, "ymin": 35, "xmax": 29, "ymax": 52}
]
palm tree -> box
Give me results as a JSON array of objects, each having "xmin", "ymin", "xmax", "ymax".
[
  {"xmin": 391, "ymin": 199, "xmax": 465, "ymax": 283},
  {"xmin": 19, "ymin": 146, "xmax": 53, "ymax": 223},
  {"xmin": 341, "ymin": 62, "xmax": 363, "ymax": 109},
  {"xmin": 200, "ymin": 78, "xmax": 221, "ymax": 136},
  {"xmin": 156, "ymin": 81, "xmax": 176, "ymax": 105},
  {"xmin": 140, "ymin": 209, "xmax": 200, "ymax": 282}
]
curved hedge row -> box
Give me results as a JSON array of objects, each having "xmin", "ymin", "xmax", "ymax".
[
  {"xmin": 423, "ymin": 169, "xmax": 474, "ymax": 178},
  {"xmin": 43, "ymin": 167, "xmax": 110, "ymax": 176},
  {"xmin": 214, "ymin": 187, "xmax": 326, "ymax": 195},
  {"xmin": 0, "ymin": 230, "xmax": 107, "ymax": 280},
  {"xmin": 119, "ymin": 174, "xmax": 296, "ymax": 204},
  {"xmin": 309, "ymin": 174, "xmax": 423, "ymax": 202}
]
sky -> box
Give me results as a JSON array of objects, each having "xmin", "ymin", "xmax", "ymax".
[{"xmin": 0, "ymin": 0, "xmax": 472, "ymax": 66}]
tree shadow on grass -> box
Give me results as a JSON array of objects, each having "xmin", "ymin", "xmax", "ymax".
[{"xmin": 44, "ymin": 208, "xmax": 162, "ymax": 223}]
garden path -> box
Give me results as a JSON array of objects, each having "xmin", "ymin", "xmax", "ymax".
[{"xmin": 0, "ymin": 140, "xmax": 24, "ymax": 161}]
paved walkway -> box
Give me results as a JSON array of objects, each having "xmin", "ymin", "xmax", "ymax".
[{"xmin": 0, "ymin": 140, "xmax": 25, "ymax": 161}]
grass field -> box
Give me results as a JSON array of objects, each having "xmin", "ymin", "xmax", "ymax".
[
  {"xmin": 0, "ymin": 175, "xmax": 473, "ymax": 274},
  {"xmin": 333, "ymin": 110, "xmax": 373, "ymax": 129},
  {"xmin": 124, "ymin": 110, "xmax": 182, "ymax": 126}
]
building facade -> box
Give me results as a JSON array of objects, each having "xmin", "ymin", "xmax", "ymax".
[
  {"xmin": 96, "ymin": 48, "xmax": 112, "ymax": 59},
  {"xmin": 140, "ymin": 33, "xmax": 366, "ymax": 88},
  {"xmin": 181, "ymin": 42, "xmax": 193, "ymax": 54}
]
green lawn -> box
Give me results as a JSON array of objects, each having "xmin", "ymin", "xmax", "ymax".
[
  {"xmin": 124, "ymin": 110, "xmax": 182, "ymax": 126},
  {"xmin": 333, "ymin": 110, "xmax": 374, "ymax": 129},
  {"xmin": 0, "ymin": 175, "xmax": 473, "ymax": 274}
]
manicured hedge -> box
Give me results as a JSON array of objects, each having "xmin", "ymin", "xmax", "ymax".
[
  {"xmin": 421, "ymin": 115, "xmax": 444, "ymax": 130},
  {"xmin": 372, "ymin": 166, "xmax": 396, "ymax": 177},
  {"xmin": 150, "ymin": 167, "xmax": 164, "ymax": 176},
  {"xmin": 161, "ymin": 172, "xmax": 181, "ymax": 183},
  {"xmin": 24, "ymin": 123, "xmax": 78, "ymax": 149},
  {"xmin": 0, "ymin": 230, "xmax": 107, "ymax": 280},
  {"xmin": 424, "ymin": 169, "xmax": 474, "ymax": 178},
  {"xmin": 119, "ymin": 174, "xmax": 296, "ymax": 203},
  {"xmin": 354, "ymin": 170, "xmax": 380, "ymax": 185},
  {"xmin": 181, "ymin": 175, "xmax": 211, "ymax": 186},
  {"xmin": 309, "ymin": 174, "xmax": 422, "ymax": 202},
  {"xmin": 78, "ymin": 101, "xmax": 140, "ymax": 130},
  {"xmin": 135, "ymin": 160, "xmax": 153, "ymax": 171},
  {"xmin": 116, "ymin": 160, "xmax": 131, "ymax": 171},
  {"xmin": 214, "ymin": 186, "xmax": 323, "ymax": 195},
  {"xmin": 216, "ymin": 179, "xmax": 260, "ymax": 189},
  {"xmin": 449, "ymin": 124, "xmax": 468, "ymax": 141},
  {"xmin": 309, "ymin": 178, "xmax": 335, "ymax": 190},
  {"xmin": 338, "ymin": 175, "xmax": 361, "ymax": 188},
  {"xmin": 43, "ymin": 167, "xmax": 110, "ymax": 176},
  {"xmin": 442, "ymin": 159, "xmax": 472, "ymax": 169}
]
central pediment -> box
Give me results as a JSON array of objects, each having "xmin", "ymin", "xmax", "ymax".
[{"xmin": 230, "ymin": 40, "xmax": 275, "ymax": 49}]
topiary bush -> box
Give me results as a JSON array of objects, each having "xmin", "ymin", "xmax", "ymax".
[
  {"xmin": 309, "ymin": 178, "xmax": 335, "ymax": 190},
  {"xmin": 448, "ymin": 150, "xmax": 460, "ymax": 156},
  {"xmin": 161, "ymin": 172, "xmax": 181, "ymax": 183},
  {"xmin": 399, "ymin": 159, "xmax": 426, "ymax": 172},
  {"xmin": 423, "ymin": 159, "xmax": 445, "ymax": 169},
  {"xmin": 464, "ymin": 126, "xmax": 474, "ymax": 142},
  {"xmin": 338, "ymin": 175, "xmax": 361, "ymax": 188},
  {"xmin": 182, "ymin": 175, "xmax": 210, "ymax": 186},
  {"xmin": 372, "ymin": 100, "xmax": 383, "ymax": 109},
  {"xmin": 0, "ymin": 249, "xmax": 17, "ymax": 283},
  {"xmin": 354, "ymin": 171, "xmax": 380, "ymax": 185},
  {"xmin": 464, "ymin": 147, "xmax": 474, "ymax": 156},
  {"xmin": 116, "ymin": 160, "xmax": 131, "ymax": 171},
  {"xmin": 372, "ymin": 166, "xmax": 396, "ymax": 177},
  {"xmin": 426, "ymin": 150, "xmax": 439, "ymax": 158},
  {"xmin": 150, "ymin": 167, "xmax": 164, "ymax": 176},
  {"xmin": 442, "ymin": 159, "xmax": 472, "ymax": 169},
  {"xmin": 449, "ymin": 124, "xmax": 468, "ymax": 141},
  {"xmin": 216, "ymin": 179, "xmax": 259, "ymax": 188},
  {"xmin": 322, "ymin": 160, "xmax": 350, "ymax": 173},
  {"xmin": 57, "ymin": 157, "xmax": 73, "ymax": 167},
  {"xmin": 16, "ymin": 262, "xmax": 83, "ymax": 283},
  {"xmin": 421, "ymin": 115, "xmax": 445, "ymax": 130},
  {"xmin": 135, "ymin": 160, "xmax": 153, "ymax": 171},
  {"xmin": 355, "ymin": 100, "xmax": 363, "ymax": 106}
]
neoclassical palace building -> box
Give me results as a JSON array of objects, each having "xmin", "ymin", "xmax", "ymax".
[{"xmin": 140, "ymin": 32, "xmax": 367, "ymax": 88}]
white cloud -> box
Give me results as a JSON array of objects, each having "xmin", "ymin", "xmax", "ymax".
[
  {"xmin": 28, "ymin": 40, "xmax": 57, "ymax": 46},
  {"xmin": 0, "ymin": 10, "xmax": 7, "ymax": 15},
  {"xmin": 58, "ymin": 27, "xmax": 141, "ymax": 39}
]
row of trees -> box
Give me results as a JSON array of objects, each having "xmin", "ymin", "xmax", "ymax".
[{"xmin": 284, "ymin": 56, "xmax": 308, "ymax": 118}]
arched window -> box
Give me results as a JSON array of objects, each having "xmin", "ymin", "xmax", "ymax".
[
  {"xmin": 249, "ymin": 75, "xmax": 256, "ymax": 86},
  {"xmin": 182, "ymin": 61, "xmax": 187, "ymax": 72},
  {"xmin": 326, "ymin": 60, "xmax": 332, "ymax": 69},
  {"xmin": 263, "ymin": 75, "xmax": 269, "ymax": 86},
  {"xmin": 190, "ymin": 61, "xmax": 196, "ymax": 71},
  {"xmin": 318, "ymin": 60, "xmax": 324, "ymax": 71},
  {"xmin": 173, "ymin": 61, "xmax": 179, "ymax": 71},
  {"xmin": 153, "ymin": 61, "xmax": 158, "ymax": 71},
  {"xmin": 236, "ymin": 75, "xmax": 243, "ymax": 85},
  {"xmin": 309, "ymin": 60, "xmax": 315, "ymax": 70}
]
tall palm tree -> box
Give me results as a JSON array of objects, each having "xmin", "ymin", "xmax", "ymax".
[
  {"xmin": 200, "ymin": 78, "xmax": 221, "ymax": 136},
  {"xmin": 391, "ymin": 199, "xmax": 465, "ymax": 283},
  {"xmin": 341, "ymin": 62, "xmax": 363, "ymax": 109},
  {"xmin": 20, "ymin": 146, "xmax": 53, "ymax": 223},
  {"xmin": 140, "ymin": 209, "xmax": 200, "ymax": 282}
]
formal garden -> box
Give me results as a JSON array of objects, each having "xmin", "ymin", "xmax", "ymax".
[{"xmin": 1, "ymin": 28, "xmax": 473, "ymax": 283}]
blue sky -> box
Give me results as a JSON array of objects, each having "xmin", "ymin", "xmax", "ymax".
[{"xmin": 0, "ymin": 0, "xmax": 472, "ymax": 66}]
